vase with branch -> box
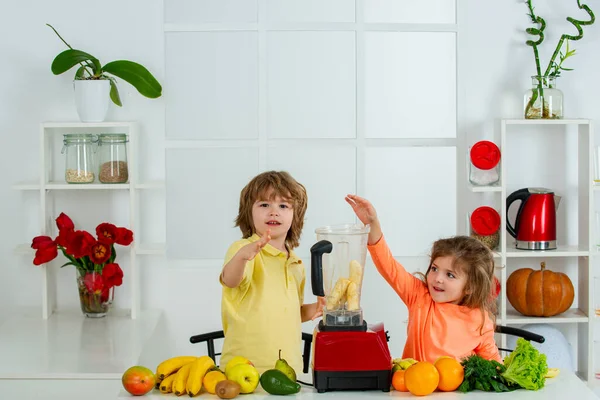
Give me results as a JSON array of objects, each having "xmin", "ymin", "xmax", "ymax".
[{"xmin": 523, "ymin": 0, "xmax": 595, "ymax": 119}]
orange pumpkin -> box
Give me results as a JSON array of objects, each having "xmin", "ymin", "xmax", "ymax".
[{"xmin": 506, "ymin": 261, "xmax": 574, "ymax": 317}]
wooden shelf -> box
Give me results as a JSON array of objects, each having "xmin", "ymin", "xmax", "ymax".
[
  {"xmin": 45, "ymin": 182, "xmax": 131, "ymax": 190},
  {"xmin": 505, "ymin": 245, "xmax": 589, "ymax": 258},
  {"xmin": 42, "ymin": 121, "xmax": 136, "ymax": 129},
  {"xmin": 503, "ymin": 118, "xmax": 591, "ymax": 125},
  {"xmin": 13, "ymin": 181, "xmax": 165, "ymax": 191},
  {"xmin": 469, "ymin": 119, "xmax": 596, "ymax": 382},
  {"xmin": 505, "ymin": 308, "xmax": 589, "ymax": 324},
  {"xmin": 468, "ymin": 183, "xmax": 502, "ymax": 193}
]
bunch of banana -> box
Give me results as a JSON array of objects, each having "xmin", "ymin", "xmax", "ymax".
[
  {"xmin": 156, "ymin": 356, "xmax": 198, "ymax": 383},
  {"xmin": 326, "ymin": 260, "xmax": 363, "ymax": 311},
  {"xmin": 155, "ymin": 355, "xmax": 216, "ymax": 397},
  {"xmin": 392, "ymin": 358, "xmax": 418, "ymax": 373}
]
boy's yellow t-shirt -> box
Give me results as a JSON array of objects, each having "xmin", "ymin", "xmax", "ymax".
[{"xmin": 219, "ymin": 234, "xmax": 305, "ymax": 374}]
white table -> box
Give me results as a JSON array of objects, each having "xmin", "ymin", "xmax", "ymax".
[
  {"xmin": 0, "ymin": 373, "xmax": 597, "ymax": 400},
  {"xmin": 113, "ymin": 371, "xmax": 599, "ymax": 399},
  {"xmin": 0, "ymin": 308, "xmax": 597, "ymax": 399}
]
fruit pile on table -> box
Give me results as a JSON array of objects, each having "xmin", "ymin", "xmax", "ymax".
[
  {"xmin": 121, "ymin": 338, "xmax": 556, "ymax": 397},
  {"xmin": 121, "ymin": 350, "xmax": 300, "ymax": 397}
]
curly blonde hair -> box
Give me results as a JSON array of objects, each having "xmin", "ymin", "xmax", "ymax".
[
  {"xmin": 417, "ymin": 236, "xmax": 497, "ymax": 334},
  {"xmin": 235, "ymin": 171, "xmax": 308, "ymax": 249}
]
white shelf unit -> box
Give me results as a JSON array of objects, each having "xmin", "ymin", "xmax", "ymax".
[
  {"xmin": 469, "ymin": 118, "xmax": 594, "ymax": 383},
  {"xmin": 13, "ymin": 122, "xmax": 166, "ymax": 320}
]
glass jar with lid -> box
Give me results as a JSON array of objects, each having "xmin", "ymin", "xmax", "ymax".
[
  {"xmin": 62, "ymin": 134, "xmax": 96, "ymax": 184},
  {"xmin": 470, "ymin": 206, "xmax": 501, "ymax": 251},
  {"xmin": 97, "ymin": 134, "xmax": 129, "ymax": 184},
  {"xmin": 469, "ymin": 141, "xmax": 501, "ymax": 186}
]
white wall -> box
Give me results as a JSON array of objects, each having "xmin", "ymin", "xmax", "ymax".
[{"xmin": 1, "ymin": 0, "xmax": 600, "ymax": 360}]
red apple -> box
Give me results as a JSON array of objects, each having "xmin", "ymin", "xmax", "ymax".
[{"xmin": 122, "ymin": 366, "xmax": 156, "ymax": 396}]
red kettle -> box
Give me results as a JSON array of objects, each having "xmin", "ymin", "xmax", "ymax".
[{"xmin": 506, "ymin": 188, "xmax": 561, "ymax": 250}]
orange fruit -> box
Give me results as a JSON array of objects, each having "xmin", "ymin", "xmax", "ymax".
[
  {"xmin": 391, "ymin": 370, "xmax": 408, "ymax": 392},
  {"xmin": 434, "ymin": 357, "xmax": 464, "ymax": 392},
  {"xmin": 203, "ymin": 370, "xmax": 227, "ymax": 394},
  {"xmin": 404, "ymin": 361, "xmax": 439, "ymax": 396}
]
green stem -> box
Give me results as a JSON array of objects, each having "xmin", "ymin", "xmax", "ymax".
[
  {"xmin": 524, "ymin": 1, "xmax": 546, "ymax": 118},
  {"xmin": 46, "ymin": 23, "xmax": 94, "ymax": 78},
  {"xmin": 543, "ymin": 0, "xmax": 595, "ymax": 76}
]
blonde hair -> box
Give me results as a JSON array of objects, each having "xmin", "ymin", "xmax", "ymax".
[
  {"xmin": 235, "ymin": 171, "xmax": 308, "ymax": 249},
  {"xmin": 417, "ymin": 236, "xmax": 497, "ymax": 334}
]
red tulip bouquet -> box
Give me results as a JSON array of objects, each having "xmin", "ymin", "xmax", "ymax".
[{"xmin": 31, "ymin": 212, "xmax": 134, "ymax": 317}]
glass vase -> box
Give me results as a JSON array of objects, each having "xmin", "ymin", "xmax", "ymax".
[
  {"xmin": 524, "ymin": 75, "xmax": 563, "ymax": 119},
  {"xmin": 77, "ymin": 270, "xmax": 113, "ymax": 318}
]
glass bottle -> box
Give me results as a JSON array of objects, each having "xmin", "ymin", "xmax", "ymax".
[
  {"xmin": 524, "ymin": 75, "xmax": 563, "ymax": 119},
  {"xmin": 470, "ymin": 206, "xmax": 500, "ymax": 251},
  {"xmin": 97, "ymin": 133, "xmax": 129, "ymax": 184},
  {"xmin": 469, "ymin": 141, "xmax": 501, "ymax": 186},
  {"xmin": 62, "ymin": 134, "xmax": 96, "ymax": 184}
]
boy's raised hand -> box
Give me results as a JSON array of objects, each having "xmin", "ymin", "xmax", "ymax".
[
  {"xmin": 239, "ymin": 229, "xmax": 271, "ymax": 261},
  {"xmin": 345, "ymin": 194, "xmax": 378, "ymax": 225}
]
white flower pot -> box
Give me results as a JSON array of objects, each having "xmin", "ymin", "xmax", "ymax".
[{"xmin": 73, "ymin": 79, "xmax": 111, "ymax": 122}]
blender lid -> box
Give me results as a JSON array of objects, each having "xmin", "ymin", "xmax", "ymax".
[{"xmin": 315, "ymin": 224, "xmax": 370, "ymax": 235}]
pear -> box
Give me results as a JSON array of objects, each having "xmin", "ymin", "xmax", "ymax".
[{"xmin": 274, "ymin": 350, "xmax": 296, "ymax": 382}]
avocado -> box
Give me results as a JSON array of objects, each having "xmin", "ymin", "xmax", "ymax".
[{"xmin": 259, "ymin": 369, "xmax": 301, "ymax": 395}]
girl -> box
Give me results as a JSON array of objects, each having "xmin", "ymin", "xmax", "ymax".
[
  {"xmin": 345, "ymin": 194, "xmax": 501, "ymax": 363},
  {"xmin": 220, "ymin": 171, "xmax": 325, "ymax": 374}
]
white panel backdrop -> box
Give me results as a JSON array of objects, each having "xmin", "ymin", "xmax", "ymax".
[{"xmin": 165, "ymin": 0, "xmax": 458, "ymax": 262}]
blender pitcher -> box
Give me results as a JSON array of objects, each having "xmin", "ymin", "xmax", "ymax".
[{"xmin": 311, "ymin": 224, "xmax": 369, "ymax": 327}]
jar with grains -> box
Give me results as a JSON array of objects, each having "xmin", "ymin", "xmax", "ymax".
[
  {"xmin": 469, "ymin": 141, "xmax": 501, "ymax": 186},
  {"xmin": 62, "ymin": 134, "xmax": 96, "ymax": 184},
  {"xmin": 470, "ymin": 206, "xmax": 500, "ymax": 251},
  {"xmin": 97, "ymin": 134, "xmax": 129, "ymax": 184}
]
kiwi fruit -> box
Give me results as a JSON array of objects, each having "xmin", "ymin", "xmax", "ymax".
[{"xmin": 215, "ymin": 380, "xmax": 242, "ymax": 399}]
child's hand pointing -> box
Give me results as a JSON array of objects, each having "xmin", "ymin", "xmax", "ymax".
[
  {"xmin": 239, "ymin": 229, "xmax": 271, "ymax": 261},
  {"xmin": 345, "ymin": 195, "xmax": 378, "ymax": 225},
  {"xmin": 345, "ymin": 195, "xmax": 382, "ymax": 245}
]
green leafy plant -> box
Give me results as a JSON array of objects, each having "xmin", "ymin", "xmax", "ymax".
[
  {"xmin": 47, "ymin": 24, "xmax": 162, "ymax": 107},
  {"xmin": 502, "ymin": 338, "xmax": 548, "ymax": 391},
  {"xmin": 524, "ymin": 0, "xmax": 595, "ymax": 118}
]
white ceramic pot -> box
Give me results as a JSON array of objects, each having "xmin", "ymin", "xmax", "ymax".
[{"xmin": 73, "ymin": 79, "xmax": 111, "ymax": 122}]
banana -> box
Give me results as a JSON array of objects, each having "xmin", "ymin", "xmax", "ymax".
[
  {"xmin": 346, "ymin": 281, "xmax": 359, "ymax": 310},
  {"xmin": 186, "ymin": 355, "xmax": 216, "ymax": 397},
  {"xmin": 327, "ymin": 278, "xmax": 350, "ymax": 309},
  {"xmin": 349, "ymin": 260, "xmax": 363, "ymax": 284},
  {"xmin": 156, "ymin": 356, "xmax": 197, "ymax": 381},
  {"xmin": 159, "ymin": 373, "xmax": 177, "ymax": 394},
  {"xmin": 545, "ymin": 368, "xmax": 560, "ymax": 378},
  {"xmin": 172, "ymin": 362, "xmax": 194, "ymax": 396}
]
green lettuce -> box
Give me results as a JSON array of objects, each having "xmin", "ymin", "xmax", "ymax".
[{"xmin": 501, "ymin": 338, "xmax": 548, "ymax": 390}]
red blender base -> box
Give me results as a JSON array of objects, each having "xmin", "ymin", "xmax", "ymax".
[{"xmin": 312, "ymin": 321, "xmax": 392, "ymax": 392}]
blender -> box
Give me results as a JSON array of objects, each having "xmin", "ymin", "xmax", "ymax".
[{"xmin": 310, "ymin": 224, "xmax": 391, "ymax": 392}]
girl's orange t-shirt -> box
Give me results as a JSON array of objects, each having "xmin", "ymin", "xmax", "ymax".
[{"xmin": 368, "ymin": 236, "xmax": 501, "ymax": 363}]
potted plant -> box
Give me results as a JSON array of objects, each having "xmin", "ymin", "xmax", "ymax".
[
  {"xmin": 47, "ymin": 24, "xmax": 162, "ymax": 122},
  {"xmin": 523, "ymin": 0, "xmax": 595, "ymax": 119}
]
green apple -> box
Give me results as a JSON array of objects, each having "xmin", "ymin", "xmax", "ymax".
[{"xmin": 226, "ymin": 363, "xmax": 260, "ymax": 394}]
